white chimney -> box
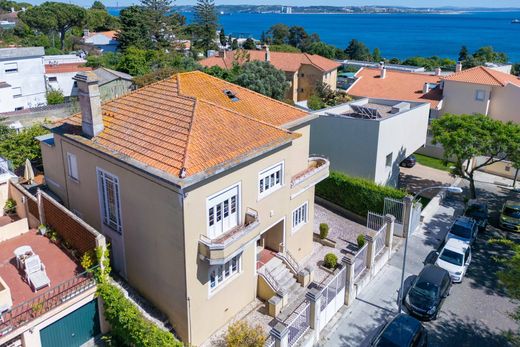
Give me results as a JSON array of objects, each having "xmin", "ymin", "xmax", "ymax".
[
  {"xmin": 380, "ymin": 68, "xmax": 387, "ymax": 79},
  {"xmin": 435, "ymin": 67, "xmax": 442, "ymax": 76},
  {"xmin": 423, "ymin": 83, "xmax": 431, "ymax": 94},
  {"xmin": 74, "ymin": 72, "xmax": 103, "ymax": 138},
  {"xmin": 456, "ymin": 61, "xmax": 463, "ymax": 73},
  {"xmin": 265, "ymin": 46, "xmax": 270, "ymax": 62}
]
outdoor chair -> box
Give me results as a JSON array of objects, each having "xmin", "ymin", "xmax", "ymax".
[
  {"xmin": 13, "ymin": 245, "xmax": 33, "ymax": 269},
  {"xmin": 24, "ymin": 255, "xmax": 50, "ymax": 292}
]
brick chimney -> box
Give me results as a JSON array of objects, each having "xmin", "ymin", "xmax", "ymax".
[{"xmin": 73, "ymin": 72, "xmax": 103, "ymax": 138}]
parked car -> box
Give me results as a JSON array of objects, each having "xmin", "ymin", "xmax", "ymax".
[
  {"xmin": 400, "ymin": 155, "xmax": 417, "ymax": 168},
  {"xmin": 370, "ymin": 313, "xmax": 428, "ymax": 347},
  {"xmin": 499, "ymin": 200, "xmax": 520, "ymax": 232},
  {"xmin": 404, "ymin": 264, "xmax": 452, "ymax": 321},
  {"xmin": 435, "ymin": 238, "xmax": 472, "ymax": 283},
  {"xmin": 464, "ymin": 200, "xmax": 488, "ymax": 232},
  {"xmin": 444, "ymin": 216, "xmax": 478, "ymax": 245}
]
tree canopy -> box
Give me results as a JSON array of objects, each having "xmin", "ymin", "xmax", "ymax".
[
  {"xmin": 0, "ymin": 123, "xmax": 49, "ymax": 169},
  {"xmin": 431, "ymin": 114, "xmax": 520, "ymax": 198},
  {"xmin": 344, "ymin": 39, "xmax": 372, "ymax": 61},
  {"xmin": 116, "ymin": 6, "xmax": 153, "ymax": 50},
  {"xmin": 192, "ymin": 0, "xmax": 219, "ymax": 55}
]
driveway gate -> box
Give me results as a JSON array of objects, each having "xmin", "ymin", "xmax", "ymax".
[{"xmin": 318, "ymin": 266, "xmax": 346, "ymax": 331}]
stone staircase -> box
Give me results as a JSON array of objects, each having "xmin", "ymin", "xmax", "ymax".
[{"xmin": 263, "ymin": 257, "xmax": 305, "ymax": 302}]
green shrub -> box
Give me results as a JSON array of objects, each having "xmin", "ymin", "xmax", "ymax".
[
  {"xmin": 3, "ymin": 198, "xmax": 16, "ymax": 214},
  {"xmin": 224, "ymin": 320, "xmax": 267, "ymax": 347},
  {"xmin": 323, "ymin": 253, "xmax": 338, "ymax": 269},
  {"xmin": 46, "ymin": 89, "xmax": 65, "ymax": 105},
  {"xmin": 307, "ymin": 94, "xmax": 325, "ymax": 110},
  {"xmin": 357, "ymin": 234, "xmax": 366, "ymax": 248},
  {"xmin": 319, "ymin": 223, "xmax": 329, "ymax": 239},
  {"xmin": 316, "ymin": 171, "xmax": 406, "ymax": 217}
]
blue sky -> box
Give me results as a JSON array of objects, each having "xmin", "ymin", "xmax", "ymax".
[{"xmin": 23, "ymin": 0, "xmax": 520, "ymax": 7}]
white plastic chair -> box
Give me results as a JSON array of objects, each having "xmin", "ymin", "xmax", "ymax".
[
  {"xmin": 13, "ymin": 245, "xmax": 33, "ymax": 269},
  {"xmin": 24, "ymin": 255, "xmax": 50, "ymax": 292}
]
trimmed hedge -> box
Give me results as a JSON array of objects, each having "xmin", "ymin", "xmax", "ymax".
[{"xmin": 316, "ymin": 171, "xmax": 406, "ymax": 217}]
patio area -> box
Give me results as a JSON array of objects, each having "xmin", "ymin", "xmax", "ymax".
[{"xmin": 0, "ymin": 230, "xmax": 83, "ymax": 307}]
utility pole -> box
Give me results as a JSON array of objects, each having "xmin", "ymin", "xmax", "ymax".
[{"xmin": 397, "ymin": 195, "xmax": 413, "ymax": 312}]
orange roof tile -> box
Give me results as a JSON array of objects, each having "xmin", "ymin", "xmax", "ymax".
[
  {"xmin": 45, "ymin": 63, "xmax": 92, "ymax": 74},
  {"xmin": 442, "ymin": 66, "xmax": 520, "ymax": 87},
  {"xmin": 347, "ymin": 68, "xmax": 443, "ymax": 109},
  {"xmin": 87, "ymin": 31, "xmax": 118, "ymax": 40},
  {"xmin": 200, "ymin": 50, "xmax": 341, "ymax": 73},
  {"xmin": 53, "ymin": 71, "xmax": 307, "ymax": 181}
]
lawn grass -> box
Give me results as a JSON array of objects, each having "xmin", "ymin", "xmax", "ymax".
[{"xmin": 415, "ymin": 154, "xmax": 454, "ymax": 172}]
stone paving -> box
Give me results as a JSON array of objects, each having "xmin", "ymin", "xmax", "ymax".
[{"xmin": 399, "ymin": 163, "xmax": 456, "ymax": 198}]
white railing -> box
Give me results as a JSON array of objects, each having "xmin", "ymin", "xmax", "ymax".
[
  {"xmin": 285, "ymin": 301, "xmax": 311, "ymax": 347},
  {"xmin": 409, "ymin": 203, "xmax": 422, "ymax": 235},
  {"xmin": 374, "ymin": 224, "xmax": 387, "ymax": 256},
  {"xmin": 277, "ymin": 248, "xmax": 301, "ymax": 275},
  {"xmin": 258, "ymin": 265, "xmax": 281, "ymax": 293},
  {"xmin": 354, "ymin": 243, "xmax": 368, "ymax": 280},
  {"xmin": 318, "ymin": 266, "xmax": 346, "ymax": 330},
  {"xmin": 367, "ymin": 211, "xmax": 385, "ymax": 231},
  {"xmin": 384, "ymin": 197, "xmax": 404, "ymax": 224}
]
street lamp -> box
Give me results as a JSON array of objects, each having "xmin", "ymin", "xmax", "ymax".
[{"xmin": 397, "ymin": 185, "xmax": 463, "ymax": 312}]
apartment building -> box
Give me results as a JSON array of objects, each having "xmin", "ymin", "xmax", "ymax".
[
  {"xmin": 311, "ymin": 98, "xmax": 429, "ymax": 186},
  {"xmin": 0, "ymin": 47, "xmax": 47, "ymax": 113},
  {"xmin": 40, "ymin": 71, "xmax": 329, "ymax": 345},
  {"xmin": 200, "ymin": 48, "xmax": 341, "ymax": 103}
]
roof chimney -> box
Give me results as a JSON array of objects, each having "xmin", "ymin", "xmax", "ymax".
[
  {"xmin": 423, "ymin": 83, "xmax": 431, "ymax": 94},
  {"xmin": 265, "ymin": 46, "xmax": 270, "ymax": 62},
  {"xmin": 74, "ymin": 72, "xmax": 103, "ymax": 138},
  {"xmin": 380, "ymin": 67, "xmax": 387, "ymax": 79},
  {"xmin": 435, "ymin": 67, "xmax": 442, "ymax": 76},
  {"xmin": 456, "ymin": 61, "xmax": 462, "ymax": 73},
  {"xmin": 83, "ymin": 29, "xmax": 89, "ymax": 38}
]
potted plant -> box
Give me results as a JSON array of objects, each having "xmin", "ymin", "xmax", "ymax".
[
  {"xmin": 38, "ymin": 224, "xmax": 48, "ymax": 236},
  {"xmin": 357, "ymin": 234, "xmax": 366, "ymax": 248},
  {"xmin": 319, "ymin": 223, "xmax": 329, "ymax": 239},
  {"xmin": 3, "ymin": 198, "xmax": 16, "ymax": 217},
  {"xmin": 322, "ymin": 253, "xmax": 338, "ymax": 273}
]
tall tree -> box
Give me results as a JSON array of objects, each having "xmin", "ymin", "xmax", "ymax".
[
  {"xmin": 288, "ymin": 26, "xmax": 308, "ymax": 49},
  {"xmin": 219, "ymin": 27, "xmax": 226, "ymax": 46},
  {"xmin": 431, "ymin": 114, "xmax": 520, "ymax": 198},
  {"xmin": 372, "ymin": 48, "xmax": 382, "ymax": 62},
  {"xmin": 192, "ymin": 0, "xmax": 219, "ymax": 55},
  {"xmin": 234, "ymin": 61, "xmax": 288, "ymax": 100},
  {"xmin": 116, "ymin": 6, "xmax": 153, "ymax": 50},
  {"xmin": 90, "ymin": 1, "xmax": 106, "ymax": 10},
  {"xmin": 140, "ymin": 0, "xmax": 172, "ymax": 48},
  {"xmin": 242, "ymin": 38, "xmax": 256, "ymax": 50},
  {"xmin": 344, "ymin": 39, "xmax": 372, "ymax": 61},
  {"xmin": 20, "ymin": 2, "xmax": 86, "ymax": 50},
  {"xmin": 267, "ymin": 23, "xmax": 289, "ymax": 45},
  {"xmin": 458, "ymin": 45, "xmax": 469, "ymax": 62}
]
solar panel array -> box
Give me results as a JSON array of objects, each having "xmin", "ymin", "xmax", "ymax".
[{"xmin": 350, "ymin": 105, "xmax": 383, "ymax": 119}]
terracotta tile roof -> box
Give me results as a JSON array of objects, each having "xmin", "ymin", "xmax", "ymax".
[
  {"xmin": 45, "ymin": 63, "xmax": 92, "ymax": 74},
  {"xmin": 442, "ymin": 66, "xmax": 520, "ymax": 87},
  {"xmin": 200, "ymin": 50, "xmax": 341, "ymax": 73},
  {"xmin": 53, "ymin": 71, "xmax": 306, "ymax": 180},
  {"xmin": 86, "ymin": 31, "xmax": 118, "ymax": 40},
  {"xmin": 347, "ymin": 68, "xmax": 443, "ymax": 109}
]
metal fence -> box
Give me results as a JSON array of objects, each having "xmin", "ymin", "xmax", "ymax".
[
  {"xmin": 383, "ymin": 197, "xmax": 404, "ymax": 224},
  {"xmin": 409, "ymin": 203, "xmax": 422, "ymax": 235},
  {"xmin": 374, "ymin": 224, "xmax": 387, "ymax": 256},
  {"xmin": 354, "ymin": 243, "xmax": 368, "ymax": 280},
  {"xmin": 264, "ymin": 336, "xmax": 275, "ymax": 347},
  {"xmin": 318, "ymin": 266, "xmax": 346, "ymax": 331},
  {"xmin": 0, "ymin": 267, "xmax": 97, "ymax": 336},
  {"xmin": 367, "ymin": 211, "xmax": 385, "ymax": 231},
  {"xmin": 286, "ymin": 301, "xmax": 311, "ymax": 347}
]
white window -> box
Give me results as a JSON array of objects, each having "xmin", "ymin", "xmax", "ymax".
[
  {"xmin": 4, "ymin": 62, "xmax": 18, "ymax": 73},
  {"xmin": 292, "ymin": 202, "xmax": 308, "ymax": 231},
  {"xmin": 97, "ymin": 169, "xmax": 122, "ymax": 233},
  {"xmin": 207, "ymin": 184, "xmax": 239, "ymax": 239},
  {"xmin": 386, "ymin": 153, "xmax": 393, "ymax": 167},
  {"xmin": 66, "ymin": 152, "xmax": 79, "ymax": 181},
  {"xmin": 48, "ymin": 76, "xmax": 58, "ymax": 82},
  {"xmin": 209, "ymin": 253, "xmax": 241, "ymax": 293},
  {"xmin": 12, "ymin": 87, "xmax": 22, "ymax": 98},
  {"xmin": 258, "ymin": 162, "xmax": 283, "ymax": 198},
  {"xmin": 475, "ymin": 89, "xmax": 486, "ymax": 101}
]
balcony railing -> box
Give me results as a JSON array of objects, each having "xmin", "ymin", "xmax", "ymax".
[
  {"xmin": 290, "ymin": 157, "xmax": 330, "ymax": 189},
  {"xmin": 0, "ymin": 266, "xmax": 98, "ymax": 337},
  {"xmin": 199, "ymin": 208, "xmax": 259, "ymax": 258}
]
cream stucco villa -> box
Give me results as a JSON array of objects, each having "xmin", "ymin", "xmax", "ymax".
[{"xmin": 39, "ymin": 70, "xmax": 329, "ymax": 345}]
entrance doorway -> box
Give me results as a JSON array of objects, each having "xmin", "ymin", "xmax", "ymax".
[{"xmin": 256, "ymin": 220, "xmax": 284, "ymax": 270}]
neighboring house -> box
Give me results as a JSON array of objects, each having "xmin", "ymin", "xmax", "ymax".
[
  {"xmin": 82, "ymin": 30, "xmax": 119, "ymax": 53},
  {"xmin": 346, "ymin": 67, "xmax": 444, "ymax": 117},
  {"xmin": 200, "ymin": 49, "xmax": 341, "ymax": 103},
  {"xmin": 311, "ymin": 98, "xmax": 429, "ymax": 186},
  {"xmin": 0, "ymin": 81, "xmax": 14, "ymax": 112},
  {"xmin": 39, "ymin": 71, "xmax": 329, "ymax": 346},
  {"xmin": 0, "ymin": 176, "xmax": 107, "ymax": 347},
  {"xmin": 0, "ymin": 47, "xmax": 47, "ymax": 113},
  {"xmin": 441, "ymin": 66, "xmax": 520, "ymax": 123},
  {"xmin": 92, "ymin": 67, "xmax": 133, "ymax": 101},
  {"xmin": 339, "ymin": 60, "xmax": 426, "ymax": 73},
  {"xmin": 45, "ymin": 62, "xmax": 92, "ymax": 98}
]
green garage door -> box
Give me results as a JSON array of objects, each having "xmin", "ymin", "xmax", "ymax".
[{"xmin": 40, "ymin": 299, "xmax": 100, "ymax": 347}]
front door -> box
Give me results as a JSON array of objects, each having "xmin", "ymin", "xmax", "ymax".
[{"xmin": 208, "ymin": 186, "xmax": 239, "ymax": 239}]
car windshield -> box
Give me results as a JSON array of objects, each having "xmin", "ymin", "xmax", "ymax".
[
  {"xmin": 439, "ymin": 249, "xmax": 464, "ymax": 266},
  {"xmin": 503, "ymin": 207, "xmax": 520, "ymax": 219},
  {"xmin": 411, "ymin": 279, "xmax": 437, "ymax": 299},
  {"xmin": 450, "ymin": 224, "xmax": 472, "ymax": 239},
  {"xmin": 466, "ymin": 206, "xmax": 486, "ymax": 218}
]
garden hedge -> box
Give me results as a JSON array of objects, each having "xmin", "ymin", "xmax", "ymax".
[{"xmin": 316, "ymin": 171, "xmax": 406, "ymax": 217}]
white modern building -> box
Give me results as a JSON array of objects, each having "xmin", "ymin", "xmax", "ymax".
[
  {"xmin": 44, "ymin": 55, "xmax": 91, "ymax": 98},
  {"xmin": 310, "ymin": 98, "xmax": 430, "ymax": 186},
  {"xmin": 0, "ymin": 47, "xmax": 47, "ymax": 113}
]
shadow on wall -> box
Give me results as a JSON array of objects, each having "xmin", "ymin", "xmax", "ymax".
[{"xmin": 384, "ymin": 147, "xmax": 407, "ymax": 188}]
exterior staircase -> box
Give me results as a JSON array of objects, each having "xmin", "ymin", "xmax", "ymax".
[{"xmin": 262, "ymin": 257, "xmax": 306, "ymax": 302}]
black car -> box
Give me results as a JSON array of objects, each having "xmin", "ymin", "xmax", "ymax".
[
  {"xmin": 464, "ymin": 200, "xmax": 489, "ymax": 232},
  {"xmin": 404, "ymin": 265, "xmax": 452, "ymax": 321},
  {"xmin": 371, "ymin": 313, "xmax": 428, "ymax": 347},
  {"xmin": 400, "ymin": 155, "xmax": 417, "ymax": 168}
]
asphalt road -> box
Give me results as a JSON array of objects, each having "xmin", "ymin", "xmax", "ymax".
[{"xmin": 322, "ymin": 177, "xmax": 520, "ymax": 347}]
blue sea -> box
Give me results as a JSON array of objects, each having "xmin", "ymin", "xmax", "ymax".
[{"xmin": 108, "ymin": 9, "xmax": 520, "ymax": 62}]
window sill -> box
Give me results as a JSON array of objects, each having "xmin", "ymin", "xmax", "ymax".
[
  {"xmin": 292, "ymin": 222, "xmax": 307, "ymax": 234},
  {"xmin": 208, "ymin": 270, "xmax": 242, "ymax": 299},
  {"xmin": 257, "ymin": 184, "xmax": 284, "ymax": 202}
]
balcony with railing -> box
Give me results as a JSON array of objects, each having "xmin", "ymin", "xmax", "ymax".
[
  {"xmin": 290, "ymin": 157, "xmax": 330, "ymax": 192},
  {"xmin": 199, "ymin": 208, "xmax": 260, "ymax": 264}
]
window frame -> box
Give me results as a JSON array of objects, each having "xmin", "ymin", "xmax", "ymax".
[
  {"xmin": 206, "ymin": 182, "xmax": 241, "ymax": 239},
  {"xmin": 385, "ymin": 153, "xmax": 393, "ymax": 168},
  {"xmin": 292, "ymin": 201, "xmax": 309, "ymax": 233},
  {"xmin": 208, "ymin": 253, "xmax": 242, "ymax": 295},
  {"xmin": 475, "ymin": 89, "xmax": 486, "ymax": 101},
  {"xmin": 258, "ymin": 161, "xmax": 284, "ymax": 199},
  {"xmin": 4, "ymin": 62, "xmax": 18, "ymax": 74},
  {"xmin": 11, "ymin": 87, "xmax": 22, "ymax": 98},
  {"xmin": 66, "ymin": 152, "xmax": 79, "ymax": 182},
  {"xmin": 96, "ymin": 168, "xmax": 123, "ymax": 234}
]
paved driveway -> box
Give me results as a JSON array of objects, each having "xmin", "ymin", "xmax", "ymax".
[{"xmin": 399, "ymin": 164, "xmax": 456, "ymax": 198}]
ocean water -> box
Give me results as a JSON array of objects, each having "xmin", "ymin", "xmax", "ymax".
[{"xmin": 108, "ymin": 9, "xmax": 520, "ymax": 62}]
